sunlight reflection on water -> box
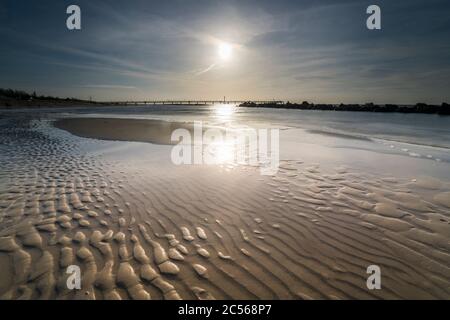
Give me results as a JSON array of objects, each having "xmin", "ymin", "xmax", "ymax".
[{"xmin": 213, "ymin": 103, "xmax": 236, "ymax": 121}]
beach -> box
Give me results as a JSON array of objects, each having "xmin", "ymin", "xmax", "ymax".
[{"xmin": 0, "ymin": 105, "xmax": 449, "ymax": 299}]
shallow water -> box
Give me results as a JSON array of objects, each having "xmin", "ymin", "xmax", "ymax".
[{"xmin": 0, "ymin": 106, "xmax": 449, "ymax": 299}]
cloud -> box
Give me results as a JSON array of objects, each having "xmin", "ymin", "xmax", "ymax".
[{"xmin": 194, "ymin": 63, "xmax": 217, "ymax": 75}]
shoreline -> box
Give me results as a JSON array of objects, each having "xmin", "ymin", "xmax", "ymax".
[{"xmin": 4, "ymin": 99, "xmax": 450, "ymax": 116}]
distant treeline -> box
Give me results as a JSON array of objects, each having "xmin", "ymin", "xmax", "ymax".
[
  {"xmin": 0, "ymin": 88, "xmax": 104, "ymax": 107},
  {"xmin": 0, "ymin": 88, "xmax": 88, "ymax": 102},
  {"xmin": 240, "ymin": 101, "xmax": 450, "ymax": 115}
]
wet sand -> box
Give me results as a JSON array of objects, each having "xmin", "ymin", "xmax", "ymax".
[
  {"xmin": 0, "ymin": 115, "xmax": 449, "ymax": 300},
  {"xmin": 54, "ymin": 118, "xmax": 200, "ymax": 145}
]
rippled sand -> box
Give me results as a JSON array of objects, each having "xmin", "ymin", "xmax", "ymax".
[{"xmin": 0, "ymin": 115, "xmax": 449, "ymax": 300}]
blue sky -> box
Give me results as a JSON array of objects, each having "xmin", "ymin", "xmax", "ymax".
[{"xmin": 0, "ymin": 0, "xmax": 449, "ymax": 103}]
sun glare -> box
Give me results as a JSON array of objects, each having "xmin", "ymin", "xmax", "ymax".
[
  {"xmin": 215, "ymin": 103, "xmax": 235, "ymax": 120},
  {"xmin": 218, "ymin": 42, "xmax": 232, "ymax": 60}
]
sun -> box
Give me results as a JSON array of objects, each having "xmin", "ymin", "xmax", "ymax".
[{"xmin": 218, "ymin": 42, "xmax": 232, "ymax": 60}]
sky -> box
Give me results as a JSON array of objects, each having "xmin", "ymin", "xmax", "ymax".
[{"xmin": 0, "ymin": 0, "xmax": 449, "ymax": 103}]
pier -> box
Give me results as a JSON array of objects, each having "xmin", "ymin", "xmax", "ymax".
[{"xmin": 105, "ymin": 100, "xmax": 284, "ymax": 106}]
